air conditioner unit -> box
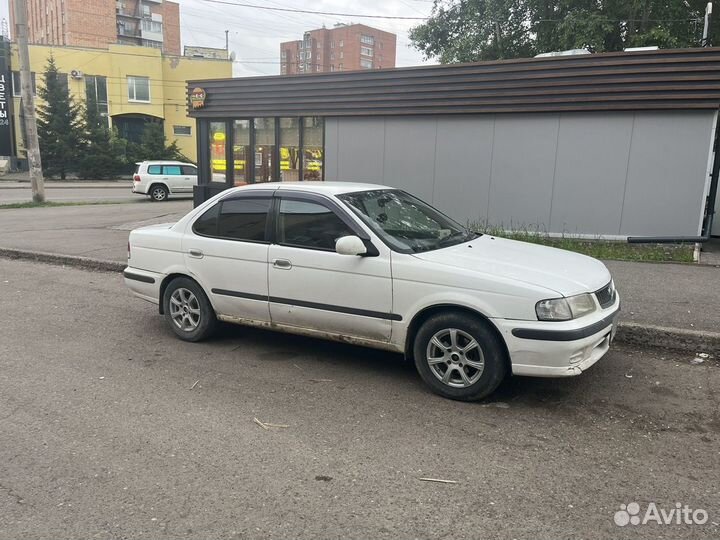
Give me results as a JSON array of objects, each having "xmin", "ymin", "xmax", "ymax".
[{"xmin": 70, "ymin": 70, "xmax": 83, "ymax": 79}]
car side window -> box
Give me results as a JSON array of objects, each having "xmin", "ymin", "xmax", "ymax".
[
  {"xmin": 147, "ymin": 165, "xmax": 162, "ymax": 174},
  {"xmin": 182, "ymin": 166, "xmax": 197, "ymax": 176},
  {"xmin": 278, "ymin": 199, "xmax": 353, "ymax": 251},
  {"xmin": 192, "ymin": 202, "xmax": 221, "ymax": 236},
  {"xmin": 217, "ymin": 198, "xmax": 271, "ymax": 242},
  {"xmin": 164, "ymin": 165, "xmax": 182, "ymax": 175}
]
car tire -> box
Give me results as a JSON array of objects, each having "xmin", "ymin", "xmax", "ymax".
[
  {"xmin": 413, "ymin": 312, "xmax": 507, "ymax": 401},
  {"xmin": 149, "ymin": 184, "xmax": 169, "ymax": 202},
  {"xmin": 162, "ymin": 277, "xmax": 217, "ymax": 342}
]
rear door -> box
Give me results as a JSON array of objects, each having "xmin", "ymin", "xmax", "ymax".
[
  {"xmin": 267, "ymin": 192, "xmax": 394, "ymax": 342},
  {"xmin": 182, "ymin": 191, "xmax": 275, "ymax": 322}
]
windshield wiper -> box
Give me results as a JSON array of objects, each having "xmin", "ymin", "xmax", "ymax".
[{"xmin": 436, "ymin": 230, "xmax": 478, "ymax": 247}]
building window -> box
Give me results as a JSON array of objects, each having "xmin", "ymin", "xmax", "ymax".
[
  {"xmin": 339, "ymin": 51, "xmax": 344, "ymax": 59},
  {"xmin": 210, "ymin": 121, "xmax": 227, "ymax": 183},
  {"xmin": 279, "ymin": 117, "xmax": 300, "ymax": 182},
  {"xmin": 338, "ymin": 63, "xmax": 343, "ymax": 71},
  {"xmin": 254, "ymin": 117, "xmax": 275, "ymax": 183},
  {"xmin": 380, "ymin": 42, "xmax": 384, "ymax": 50},
  {"xmin": 127, "ymin": 76, "xmax": 150, "ymax": 102},
  {"xmin": 361, "ymin": 34, "xmax": 375, "ymax": 45},
  {"xmin": 339, "ymin": 40, "xmax": 343, "ymax": 47},
  {"xmin": 173, "ymin": 125, "xmax": 192, "ymax": 136},
  {"xmin": 330, "ymin": 41, "xmax": 335, "ymax": 48},
  {"xmin": 360, "ymin": 46, "xmax": 373, "ymax": 57},
  {"xmin": 281, "ymin": 50, "xmax": 287, "ymax": 59},
  {"xmin": 141, "ymin": 19, "xmax": 162, "ymax": 33},
  {"xmin": 330, "ymin": 53, "xmax": 335, "ymax": 60},
  {"xmin": 142, "ymin": 4, "xmax": 150, "ymax": 16},
  {"xmin": 330, "ymin": 65, "xmax": 335, "ymax": 72},
  {"xmin": 11, "ymin": 71, "xmax": 37, "ymax": 96},
  {"xmin": 233, "ymin": 119, "xmax": 250, "ymax": 185},
  {"xmin": 360, "ymin": 59, "xmax": 373, "ymax": 69},
  {"xmin": 302, "ymin": 117, "xmax": 323, "ymax": 181},
  {"xmin": 85, "ymin": 75, "xmax": 108, "ymax": 116}
]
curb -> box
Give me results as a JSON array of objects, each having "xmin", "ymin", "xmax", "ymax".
[
  {"xmin": 0, "ymin": 247, "xmax": 718, "ymax": 355},
  {"xmin": 615, "ymin": 322, "xmax": 720, "ymax": 355},
  {"xmin": 0, "ymin": 247, "xmax": 125, "ymax": 273}
]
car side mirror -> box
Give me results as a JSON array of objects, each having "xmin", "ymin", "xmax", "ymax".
[{"xmin": 335, "ymin": 235, "xmax": 368, "ymax": 256}]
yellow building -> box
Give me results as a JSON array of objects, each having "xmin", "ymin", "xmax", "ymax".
[{"xmin": 9, "ymin": 43, "xmax": 232, "ymax": 162}]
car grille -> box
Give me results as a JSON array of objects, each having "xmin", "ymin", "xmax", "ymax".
[{"xmin": 595, "ymin": 282, "xmax": 615, "ymax": 309}]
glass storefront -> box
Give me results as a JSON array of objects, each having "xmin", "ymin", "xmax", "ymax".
[
  {"xmin": 280, "ymin": 117, "xmax": 300, "ymax": 182},
  {"xmin": 254, "ymin": 117, "xmax": 276, "ymax": 183},
  {"xmin": 202, "ymin": 117, "xmax": 324, "ymax": 187},
  {"xmin": 233, "ymin": 120, "xmax": 250, "ymax": 185},
  {"xmin": 209, "ymin": 121, "xmax": 227, "ymax": 183},
  {"xmin": 302, "ymin": 117, "xmax": 324, "ymax": 181}
]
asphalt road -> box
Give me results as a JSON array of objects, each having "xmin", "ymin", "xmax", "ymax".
[
  {"xmin": 0, "ymin": 184, "xmax": 192, "ymax": 203},
  {"xmin": 1, "ymin": 258, "xmax": 718, "ymax": 539}
]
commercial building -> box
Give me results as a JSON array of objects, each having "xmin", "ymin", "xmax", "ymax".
[
  {"xmin": 280, "ymin": 23, "xmax": 396, "ymax": 74},
  {"xmin": 187, "ymin": 48, "xmax": 720, "ymax": 239},
  {"xmin": 8, "ymin": 0, "xmax": 181, "ymax": 54},
  {"xmin": 1, "ymin": 41, "xmax": 231, "ymax": 162}
]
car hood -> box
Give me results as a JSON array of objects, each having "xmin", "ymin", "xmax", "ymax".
[{"xmin": 412, "ymin": 235, "xmax": 611, "ymax": 297}]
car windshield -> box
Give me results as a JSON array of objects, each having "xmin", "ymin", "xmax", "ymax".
[{"xmin": 337, "ymin": 189, "xmax": 479, "ymax": 254}]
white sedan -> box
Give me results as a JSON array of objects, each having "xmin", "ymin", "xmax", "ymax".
[{"xmin": 124, "ymin": 182, "xmax": 620, "ymax": 401}]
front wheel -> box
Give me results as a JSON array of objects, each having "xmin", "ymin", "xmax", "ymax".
[
  {"xmin": 163, "ymin": 277, "xmax": 217, "ymax": 342},
  {"xmin": 413, "ymin": 312, "xmax": 507, "ymax": 401}
]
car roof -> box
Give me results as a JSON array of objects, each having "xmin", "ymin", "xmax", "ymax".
[
  {"xmin": 138, "ymin": 160, "xmax": 193, "ymax": 165},
  {"xmin": 233, "ymin": 181, "xmax": 394, "ymax": 196}
]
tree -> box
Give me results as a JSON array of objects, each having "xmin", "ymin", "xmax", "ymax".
[
  {"xmin": 125, "ymin": 122, "xmax": 190, "ymax": 167},
  {"xmin": 410, "ymin": 0, "xmax": 716, "ymax": 63},
  {"xmin": 77, "ymin": 92, "xmax": 125, "ymax": 179},
  {"xmin": 36, "ymin": 55, "xmax": 84, "ymax": 178}
]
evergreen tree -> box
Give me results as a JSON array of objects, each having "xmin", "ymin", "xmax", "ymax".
[
  {"xmin": 77, "ymin": 92, "xmax": 124, "ymax": 179},
  {"xmin": 36, "ymin": 55, "xmax": 84, "ymax": 179},
  {"xmin": 126, "ymin": 122, "xmax": 190, "ymax": 165}
]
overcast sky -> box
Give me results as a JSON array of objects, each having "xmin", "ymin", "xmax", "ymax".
[{"xmin": 0, "ymin": 0, "xmax": 437, "ymax": 76}]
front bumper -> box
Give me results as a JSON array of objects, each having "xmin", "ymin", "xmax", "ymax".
[{"xmin": 495, "ymin": 297, "xmax": 620, "ymax": 377}]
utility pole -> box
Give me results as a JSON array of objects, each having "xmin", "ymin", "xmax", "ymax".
[
  {"xmin": 13, "ymin": 0, "xmax": 44, "ymax": 202},
  {"xmin": 225, "ymin": 29, "xmax": 229, "ymax": 55},
  {"xmin": 703, "ymin": 2, "xmax": 713, "ymax": 47}
]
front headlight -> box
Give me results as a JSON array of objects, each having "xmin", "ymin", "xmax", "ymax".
[{"xmin": 536, "ymin": 293, "xmax": 597, "ymax": 321}]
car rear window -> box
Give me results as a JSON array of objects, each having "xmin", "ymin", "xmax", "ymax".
[{"xmin": 147, "ymin": 165, "xmax": 162, "ymax": 174}]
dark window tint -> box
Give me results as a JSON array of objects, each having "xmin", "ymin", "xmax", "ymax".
[
  {"xmin": 217, "ymin": 198, "xmax": 271, "ymax": 241},
  {"xmin": 182, "ymin": 166, "xmax": 197, "ymax": 176},
  {"xmin": 147, "ymin": 165, "xmax": 162, "ymax": 174},
  {"xmin": 164, "ymin": 165, "xmax": 182, "ymax": 175},
  {"xmin": 278, "ymin": 199, "xmax": 352, "ymax": 250},
  {"xmin": 193, "ymin": 202, "xmax": 220, "ymax": 236}
]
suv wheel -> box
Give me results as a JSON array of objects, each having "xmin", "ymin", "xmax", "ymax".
[
  {"xmin": 413, "ymin": 312, "xmax": 507, "ymax": 401},
  {"xmin": 150, "ymin": 184, "xmax": 169, "ymax": 202},
  {"xmin": 163, "ymin": 277, "xmax": 217, "ymax": 342}
]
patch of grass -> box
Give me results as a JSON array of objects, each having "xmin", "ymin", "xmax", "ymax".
[
  {"xmin": 470, "ymin": 224, "xmax": 695, "ymax": 263},
  {"xmin": 0, "ymin": 200, "xmax": 133, "ymax": 210}
]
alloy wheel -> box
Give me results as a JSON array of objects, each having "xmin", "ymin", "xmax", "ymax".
[
  {"xmin": 426, "ymin": 328, "xmax": 485, "ymax": 388},
  {"xmin": 169, "ymin": 287, "xmax": 201, "ymax": 331}
]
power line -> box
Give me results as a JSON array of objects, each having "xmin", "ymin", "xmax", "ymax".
[{"xmin": 198, "ymin": 0, "xmax": 429, "ymax": 20}]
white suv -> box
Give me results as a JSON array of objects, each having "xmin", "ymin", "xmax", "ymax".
[{"xmin": 132, "ymin": 160, "xmax": 198, "ymax": 202}]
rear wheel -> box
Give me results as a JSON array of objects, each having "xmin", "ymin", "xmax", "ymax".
[
  {"xmin": 163, "ymin": 277, "xmax": 217, "ymax": 342},
  {"xmin": 413, "ymin": 312, "xmax": 507, "ymax": 401},
  {"xmin": 149, "ymin": 184, "xmax": 169, "ymax": 202}
]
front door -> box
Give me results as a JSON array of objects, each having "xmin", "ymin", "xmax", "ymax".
[
  {"xmin": 182, "ymin": 192, "xmax": 274, "ymax": 322},
  {"xmin": 268, "ymin": 194, "xmax": 393, "ymax": 342}
]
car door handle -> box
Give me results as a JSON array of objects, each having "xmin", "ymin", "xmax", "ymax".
[
  {"xmin": 188, "ymin": 249, "xmax": 204, "ymax": 258},
  {"xmin": 272, "ymin": 258, "xmax": 292, "ymax": 270}
]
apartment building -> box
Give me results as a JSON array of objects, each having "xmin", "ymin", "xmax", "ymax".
[
  {"xmin": 8, "ymin": 0, "xmax": 181, "ymax": 54},
  {"xmin": 280, "ymin": 23, "xmax": 396, "ymax": 74}
]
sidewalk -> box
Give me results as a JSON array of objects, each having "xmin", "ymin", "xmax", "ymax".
[
  {"xmin": 0, "ymin": 181, "xmax": 129, "ymax": 189},
  {"xmin": 0, "ymin": 201, "xmax": 717, "ymax": 353}
]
